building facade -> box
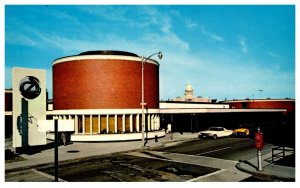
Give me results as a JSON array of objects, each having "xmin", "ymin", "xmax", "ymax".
[
  {"xmin": 49, "ymin": 50, "xmax": 162, "ymax": 141},
  {"xmin": 223, "ymin": 99, "xmax": 295, "ymax": 115}
]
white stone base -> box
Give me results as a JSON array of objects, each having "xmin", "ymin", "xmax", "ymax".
[{"xmin": 47, "ymin": 130, "xmax": 166, "ymax": 142}]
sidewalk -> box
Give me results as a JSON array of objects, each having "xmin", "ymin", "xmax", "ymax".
[
  {"xmin": 5, "ymin": 132, "xmax": 198, "ymax": 172},
  {"xmin": 5, "ymin": 133, "xmax": 295, "ymax": 182},
  {"xmin": 236, "ymin": 148, "xmax": 295, "ymax": 181}
]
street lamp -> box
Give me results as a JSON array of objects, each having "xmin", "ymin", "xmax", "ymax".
[
  {"xmin": 258, "ymin": 89, "xmax": 263, "ymax": 99},
  {"xmin": 141, "ymin": 51, "xmax": 163, "ymax": 148}
]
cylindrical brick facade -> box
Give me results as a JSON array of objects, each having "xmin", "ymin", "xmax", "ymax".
[{"xmin": 52, "ymin": 51, "xmax": 159, "ymax": 110}]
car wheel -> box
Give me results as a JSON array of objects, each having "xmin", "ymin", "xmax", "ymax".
[{"xmin": 213, "ymin": 135, "xmax": 217, "ymax": 140}]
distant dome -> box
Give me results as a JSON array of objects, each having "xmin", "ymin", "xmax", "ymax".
[
  {"xmin": 184, "ymin": 83, "xmax": 194, "ymax": 100},
  {"xmin": 185, "ymin": 84, "xmax": 193, "ymax": 91}
]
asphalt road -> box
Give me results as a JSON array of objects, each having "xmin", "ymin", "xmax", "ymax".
[
  {"xmin": 9, "ymin": 137, "xmax": 270, "ymax": 182},
  {"xmin": 155, "ymin": 137, "xmax": 274, "ymax": 161}
]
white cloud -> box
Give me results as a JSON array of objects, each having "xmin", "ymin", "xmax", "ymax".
[
  {"xmin": 200, "ymin": 25, "xmax": 224, "ymax": 42},
  {"xmin": 185, "ymin": 19, "xmax": 197, "ymax": 29},
  {"xmin": 6, "ymin": 32, "xmax": 37, "ymax": 47},
  {"xmin": 142, "ymin": 32, "xmax": 190, "ymax": 51},
  {"xmin": 210, "ymin": 34, "xmax": 224, "ymax": 42},
  {"xmin": 238, "ymin": 36, "xmax": 248, "ymax": 54},
  {"xmin": 77, "ymin": 6, "xmax": 128, "ymax": 22},
  {"xmin": 268, "ymin": 52, "xmax": 282, "ymax": 59}
]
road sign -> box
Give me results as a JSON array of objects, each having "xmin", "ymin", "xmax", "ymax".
[
  {"xmin": 19, "ymin": 76, "xmax": 41, "ymax": 99},
  {"xmin": 12, "ymin": 67, "xmax": 46, "ymax": 147}
]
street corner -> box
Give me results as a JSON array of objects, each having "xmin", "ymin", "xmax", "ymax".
[{"xmin": 236, "ymin": 160, "xmax": 295, "ymax": 182}]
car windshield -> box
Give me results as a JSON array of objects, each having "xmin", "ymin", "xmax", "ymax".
[{"xmin": 208, "ymin": 127, "xmax": 221, "ymax": 131}]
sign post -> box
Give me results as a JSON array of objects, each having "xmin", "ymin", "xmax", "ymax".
[
  {"xmin": 255, "ymin": 127, "xmax": 264, "ymax": 171},
  {"xmin": 12, "ymin": 67, "xmax": 47, "ymax": 148},
  {"xmin": 37, "ymin": 119, "xmax": 74, "ymax": 182},
  {"xmin": 54, "ymin": 119, "xmax": 58, "ymax": 182}
]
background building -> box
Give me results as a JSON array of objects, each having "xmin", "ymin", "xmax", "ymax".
[
  {"xmin": 171, "ymin": 84, "xmax": 211, "ymax": 103},
  {"xmin": 223, "ymin": 99, "xmax": 295, "ymax": 115}
]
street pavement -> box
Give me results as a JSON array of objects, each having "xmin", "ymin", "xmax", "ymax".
[
  {"xmin": 236, "ymin": 148, "xmax": 295, "ymax": 181},
  {"xmin": 5, "ymin": 133, "xmax": 295, "ymax": 182}
]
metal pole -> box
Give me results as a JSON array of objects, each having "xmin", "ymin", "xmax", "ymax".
[
  {"xmin": 141, "ymin": 59, "xmax": 145, "ymax": 148},
  {"xmin": 140, "ymin": 52, "xmax": 162, "ymax": 149},
  {"xmin": 257, "ymin": 149, "xmax": 262, "ymax": 171},
  {"xmin": 21, "ymin": 98, "xmax": 28, "ymax": 147},
  {"xmin": 54, "ymin": 119, "xmax": 58, "ymax": 181}
]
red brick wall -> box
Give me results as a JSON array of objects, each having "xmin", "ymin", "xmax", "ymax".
[
  {"xmin": 53, "ymin": 58, "xmax": 159, "ymax": 110},
  {"xmin": 229, "ymin": 100, "xmax": 295, "ymax": 114}
]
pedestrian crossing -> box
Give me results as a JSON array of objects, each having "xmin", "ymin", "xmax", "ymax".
[{"xmin": 126, "ymin": 150, "xmax": 251, "ymax": 182}]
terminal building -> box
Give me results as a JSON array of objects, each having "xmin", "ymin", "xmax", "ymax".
[{"xmin": 4, "ymin": 50, "xmax": 295, "ymax": 144}]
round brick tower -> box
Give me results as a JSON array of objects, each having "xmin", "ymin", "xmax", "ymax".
[{"xmin": 52, "ymin": 50, "xmax": 159, "ymax": 110}]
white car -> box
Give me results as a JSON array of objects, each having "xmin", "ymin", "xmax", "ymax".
[{"xmin": 198, "ymin": 127, "xmax": 233, "ymax": 139}]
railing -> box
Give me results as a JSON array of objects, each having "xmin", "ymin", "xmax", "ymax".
[{"xmin": 272, "ymin": 146, "xmax": 294, "ymax": 163}]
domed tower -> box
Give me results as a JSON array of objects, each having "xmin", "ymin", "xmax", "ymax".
[
  {"xmin": 184, "ymin": 83, "xmax": 194, "ymax": 101},
  {"xmin": 51, "ymin": 50, "xmax": 163, "ymax": 141}
]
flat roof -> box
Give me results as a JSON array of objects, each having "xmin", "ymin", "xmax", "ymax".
[
  {"xmin": 159, "ymin": 108, "xmax": 287, "ymax": 114},
  {"xmin": 221, "ymin": 99, "xmax": 295, "ymax": 103}
]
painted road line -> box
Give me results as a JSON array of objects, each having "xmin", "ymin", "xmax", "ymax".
[
  {"xmin": 196, "ymin": 146, "xmax": 232, "ymax": 156},
  {"xmin": 186, "ymin": 169, "xmax": 227, "ymax": 182},
  {"xmin": 31, "ymin": 169, "xmax": 67, "ymax": 182}
]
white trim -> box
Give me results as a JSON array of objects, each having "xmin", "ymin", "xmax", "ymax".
[
  {"xmin": 223, "ymin": 99, "xmax": 295, "ymax": 103},
  {"xmin": 122, "ymin": 114, "xmax": 125, "ymax": 133},
  {"xmin": 157, "ymin": 115, "xmax": 160, "ymax": 130},
  {"xmin": 136, "ymin": 114, "xmax": 140, "ymax": 132},
  {"xmin": 147, "ymin": 114, "xmax": 151, "ymax": 131},
  {"xmin": 159, "ymin": 108, "xmax": 286, "ymax": 114},
  {"xmin": 5, "ymin": 111, "xmax": 13, "ymax": 116},
  {"xmin": 90, "ymin": 114, "xmax": 92, "ymax": 135},
  {"xmin": 82, "ymin": 115, "xmax": 85, "ymax": 135},
  {"xmin": 106, "ymin": 114, "xmax": 109, "ymax": 134},
  {"xmin": 160, "ymin": 102, "xmax": 229, "ymax": 109},
  {"xmin": 5, "ymin": 89, "xmax": 13, "ymax": 93},
  {"xmin": 130, "ymin": 114, "xmax": 133, "ymax": 132},
  {"xmin": 75, "ymin": 115, "xmax": 78, "ymax": 134},
  {"xmin": 46, "ymin": 109, "xmax": 159, "ymax": 115},
  {"xmin": 68, "ymin": 130, "xmax": 165, "ymax": 142},
  {"xmin": 151, "ymin": 114, "xmax": 154, "ymax": 131},
  {"xmin": 98, "ymin": 114, "xmax": 101, "ymax": 134},
  {"xmin": 52, "ymin": 55, "xmax": 159, "ymax": 66},
  {"xmin": 114, "ymin": 114, "xmax": 117, "ymax": 133}
]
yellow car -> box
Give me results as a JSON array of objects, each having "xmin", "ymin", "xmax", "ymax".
[{"xmin": 233, "ymin": 127, "xmax": 250, "ymax": 137}]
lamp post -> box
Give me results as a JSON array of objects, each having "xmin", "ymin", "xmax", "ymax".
[
  {"xmin": 141, "ymin": 51, "xmax": 163, "ymax": 148},
  {"xmin": 258, "ymin": 89, "xmax": 263, "ymax": 99}
]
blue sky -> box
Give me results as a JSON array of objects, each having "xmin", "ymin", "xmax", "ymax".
[{"xmin": 4, "ymin": 4, "xmax": 295, "ymax": 101}]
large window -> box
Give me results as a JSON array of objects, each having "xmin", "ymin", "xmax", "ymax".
[{"xmin": 92, "ymin": 115, "xmax": 98, "ymax": 134}]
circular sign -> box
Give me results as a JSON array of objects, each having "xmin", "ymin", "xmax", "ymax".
[{"xmin": 19, "ymin": 76, "xmax": 41, "ymax": 99}]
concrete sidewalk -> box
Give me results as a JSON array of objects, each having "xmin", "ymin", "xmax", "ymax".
[
  {"xmin": 5, "ymin": 133, "xmax": 295, "ymax": 182},
  {"xmin": 236, "ymin": 148, "xmax": 295, "ymax": 181},
  {"xmin": 5, "ymin": 132, "xmax": 198, "ymax": 171}
]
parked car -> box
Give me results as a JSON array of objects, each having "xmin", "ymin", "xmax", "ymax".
[
  {"xmin": 233, "ymin": 127, "xmax": 250, "ymax": 137},
  {"xmin": 198, "ymin": 127, "xmax": 233, "ymax": 139},
  {"xmin": 233, "ymin": 124, "xmax": 257, "ymax": 137}
]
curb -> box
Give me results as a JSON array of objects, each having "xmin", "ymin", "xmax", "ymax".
[
  {"xmin": 235, "ymin": 162, "xmax": 295, "ymax": 182},
  {"xmin": 5, "ymin": 137, "xmax": 196, "ymax": 173}
]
